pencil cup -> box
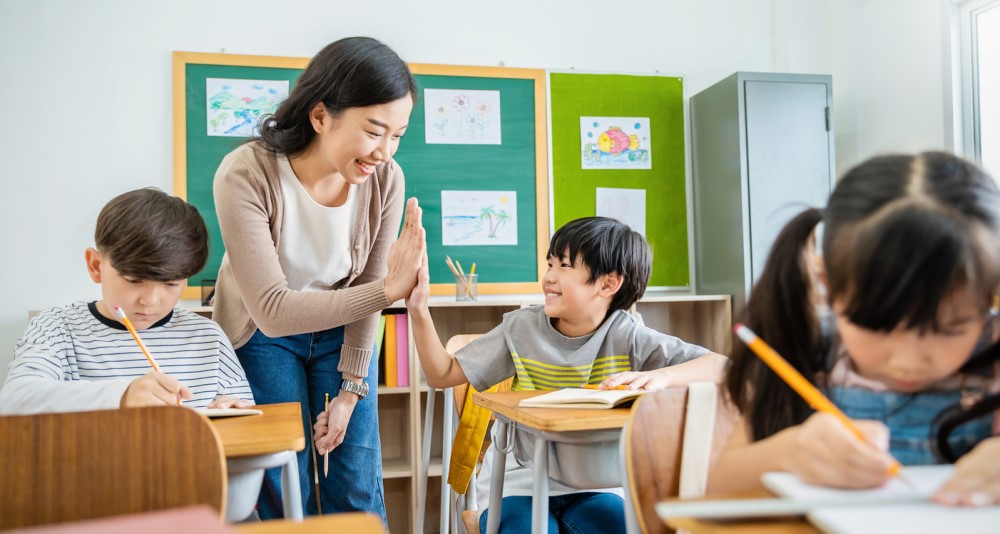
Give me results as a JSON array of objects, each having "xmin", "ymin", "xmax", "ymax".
[{"xmin": 456, "ymin": 274, "xmax": 478, "ymax": 301}]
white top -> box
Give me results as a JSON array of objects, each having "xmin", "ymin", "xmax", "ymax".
[{"xmin": 276, "ymin": 155, "xmax": 358, "ymax": 292}]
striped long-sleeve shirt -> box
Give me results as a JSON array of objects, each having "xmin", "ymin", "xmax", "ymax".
[{"xmin": 0, "ymin": 301, "xmax": 253, "ymax": 414}]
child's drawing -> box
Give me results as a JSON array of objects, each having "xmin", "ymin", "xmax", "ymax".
[
  {"xmin": 596, "ymin": 187, "xmax": 646, "ymax": 237},
  {"xmin": 206, "ymin": 78, "xmax": 288, "ymax": 137},
  {"xmin": 580, "ymin": 116, "xmax": 652, "ymax": 170},
  {"xmin": 425, "ymin": 89, "xmax": 502, "ymax": 145},
  {"xmin": 441, "ymin": 190, "xmax": 517, "ymax": 246}
]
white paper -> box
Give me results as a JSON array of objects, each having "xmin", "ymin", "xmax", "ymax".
[
  {"xmin": 441, "ymin": 190, "xmax": 517, "ymax": 246},
  {"xmin": 206, "ymin": 78, "xmax": 288, "ymax": 137},
  {"xmin": 762, "ymin": 465, "xmax": 952, "ymax": 503},
  {"xmin": 194, "ymin": 407, "xmax": 263, "ymax": 418},
  {"xmin": 424, "ymin": 89, "xmax": 502, "ymax": 144},
  {"xmin": 808, "ymin": 503, "xmax": 1000, "ymax": 534},
  {"xmin": 596, "ymin": 187, "xmax": 646, "ymax": 236},
  {"xmin": 581, "ymin": 116, "xmax": 652, "ymax": 169}
]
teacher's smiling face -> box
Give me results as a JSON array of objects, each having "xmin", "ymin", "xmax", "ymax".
[{"xmin": 308, "ymin": 96, "xmax": 414, "ymax": 184}]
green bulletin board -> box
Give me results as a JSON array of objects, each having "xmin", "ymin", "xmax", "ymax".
[
  {"xmin": 549, "ymin": 72, "xmax": 689, "ymax": 287},
  {"xmin": 174, "ymin": 53, "xmax": 548, "ymax": 300}
]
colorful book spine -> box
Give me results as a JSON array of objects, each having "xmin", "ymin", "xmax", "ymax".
[
  {"xmin": 395, "ymin": 313, "xmax": 409, "ymax": 387},
  {"xmin": 384, "ymin": 314, "xmax": 398, "ymax": 388},
  {"xmin": 373, "ymin": 314, "xmax": 387, "ymax": 361}
]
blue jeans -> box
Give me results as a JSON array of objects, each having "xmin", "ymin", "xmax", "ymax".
[
  {"xmin": 236, "ymin": 327, "xmax": 385, "ymax": 521},
  {"xmin": 479, "ymin": 492, "xmax": 625, "ymax": 534}
]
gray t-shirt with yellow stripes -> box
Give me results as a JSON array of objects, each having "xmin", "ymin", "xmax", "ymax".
[{"xmin": 456, "ymin": 305, "xmax": 709, "ymax": 393}]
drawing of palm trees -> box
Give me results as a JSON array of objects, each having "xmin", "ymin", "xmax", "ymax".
[{"xmin": 480, "ymin": 205, "xmax": 511, "ymax": 238}]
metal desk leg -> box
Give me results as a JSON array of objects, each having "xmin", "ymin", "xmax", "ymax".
[
  {"xmin": 280, "ymin": 450, "xmax": 303, "ymax": 521},
  {"xmin": 485, "ymin": 420, "xmax": 509, "ymax": 534},
  {"xmin": 531, "ymin": 436, "xmax": 549, "ymax": 534}
]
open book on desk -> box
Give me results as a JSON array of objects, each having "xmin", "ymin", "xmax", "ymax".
[
  {"xmin": 193, "ymin": 407, "xmax": 263, "ymax": 418},
  {"xmin": 658, "ymin": 465, "xmax": 1000, "ymax": 534},
  {"xmin": 518, "ymin": 387, "xmax": 645, "ymax": 409}
]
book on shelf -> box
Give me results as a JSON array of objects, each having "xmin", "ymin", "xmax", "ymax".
[
  {"xmin": 656, "ymin": 465, "xmax": 1000, "ymax": 533},
  {"xmin": 517, "ymin": 387, "xmax": 646, "ymax": 409},
  {"xmin": 373, "ymin": 314, "xmax": 387, "ymax": 362},
  {"xmin": 384, "ymin": 313, "xmax": 398, "ymax": 388},
  {"xmin": 395, "ymin": 313, "xmax": 409, "ymax": 387}
]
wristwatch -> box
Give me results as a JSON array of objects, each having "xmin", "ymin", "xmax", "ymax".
[{"xmin": 340, "ymin": 379, "xmax": 369, "ymax": 400}]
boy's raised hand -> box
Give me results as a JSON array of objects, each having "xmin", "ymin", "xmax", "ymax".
[
  {"xmin": 789, "ymin": 412, "xmax": 892, "ymax": 489},
  {"xmin": 933, "ymin": 436, "xmax": 1000, "ymax": 506},
  {"xmin": 405, "ymin": 250, "xmax": 431, "ymax": 311},
  {"xmin": 121, "ymin": 371, "xmax": 192, "ymax": 408}
]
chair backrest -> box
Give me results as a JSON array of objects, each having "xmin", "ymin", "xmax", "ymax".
[
  {"xmin": 622, "ymin": 385, "xmax": 738, "ymax": 534},
  {"xmin": 0, "ymin": 406, "xmax": 227, "ymax": 530}
]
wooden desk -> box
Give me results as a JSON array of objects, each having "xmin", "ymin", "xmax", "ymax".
[
  {"xmin": 211, "ymin": 402, "xmax": 306, "ymax": 457},
  {"xmin": 661, "ymin": 491, "xmax": 819, "ymax": 534},
  {"xmin": 236, "ymin": 513, "xmax": 385, "ymax": 533},
  {"xmin": 209, "ymin": 403, "xmax": 306, "ymax": 522},
  {"xmin": 472, "ymin": 391, "xmax": 632, "ymax": 534}
]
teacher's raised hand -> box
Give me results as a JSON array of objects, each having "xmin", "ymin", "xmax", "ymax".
[{"xmin": 385, "ymin": 197, "xmax": 425, "ymax": 302}]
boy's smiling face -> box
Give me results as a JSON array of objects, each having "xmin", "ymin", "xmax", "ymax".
[
  {"xmin": 85, "ymin": 248, "xmax": 185, "ymax": 331},
  {"xmin": 542, "ymin": 252, "xmax": 622, "ymax": 337}
]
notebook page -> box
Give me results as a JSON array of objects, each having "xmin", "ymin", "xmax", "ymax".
[
  {"xmin": 762, "ymin": 465, "xmax": 952, "ymax": 503},
  {"xmin": 808, "ymin": 503, "xmax": 1000, "ymax": 534}
]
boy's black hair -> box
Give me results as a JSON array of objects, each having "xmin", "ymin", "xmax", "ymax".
[
  {"xmin": 725, "ymin": 152, "xmax": 1000, "ymax": 452},
  {"xmin": 254, "ymin": 36, "xmax": 417, "ymax": 157},
  {"xmin": 94, "ymin": 188, "xmax": 209, "ymax": 281},
  {"xmin": 547, "ymin": 216, "xmax": 652, "ymax": 312}
]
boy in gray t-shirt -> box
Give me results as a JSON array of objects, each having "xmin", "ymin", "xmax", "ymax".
[{"xmin": 401, "ymin": 217, "xmax": 726, "ymax": 534}]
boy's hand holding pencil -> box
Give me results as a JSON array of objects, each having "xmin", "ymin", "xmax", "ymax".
[{"xmin": 120, "ymin": 371, "xmax": 192, "ymax": 408}]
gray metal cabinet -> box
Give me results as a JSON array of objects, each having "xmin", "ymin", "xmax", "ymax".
[{"xmin": 690, "ymin": 72, "xmax": 835, "ymax": 313}]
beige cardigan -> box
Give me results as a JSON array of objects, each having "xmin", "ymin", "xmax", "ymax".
[{"xmin": 212, "ymin": 142, "xmax": 403, "ymax": 378}]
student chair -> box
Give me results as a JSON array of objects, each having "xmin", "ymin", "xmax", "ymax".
[
  {"xmin": 0, "ymin": 406, "xmax": 227, "ymax": 530},
  {"xmin": 417, "ymin": 334, "xmax": 514, "ymax": 534},
  {"xmin": 620, "ymin": 383, "xmax": 739, "ymax": 534}
]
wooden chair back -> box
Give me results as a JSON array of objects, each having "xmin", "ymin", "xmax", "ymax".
[
  {"xmin": 0, "ymin": 406, "xmax": 227, "ymax": 530},
  {"xmin": 622, "ymin": 385, "xmax": 738, "ymax": 534}
]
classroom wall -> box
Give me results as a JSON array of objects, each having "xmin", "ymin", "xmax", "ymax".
[{"xmin": 0, "ymin": 0, "xmax": 951, "ymax": 382}]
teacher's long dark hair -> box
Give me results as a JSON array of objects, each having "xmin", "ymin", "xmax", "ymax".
[{"xmin": 254, "ymin": 37, "xmax": 417, "ymax": 157}]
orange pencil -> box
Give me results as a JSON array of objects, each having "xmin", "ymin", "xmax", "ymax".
[
  {"xmin": 115, "ymin": 306, "xmax": 180, "ymax": 406},
  {"xmin": 582, "ymin": 384, "xmax": 629, "ymax": 391},
  {"xmin": 733, "ymin": 323, "xmax": 903, "ymax": 477},
  {"xmin": 114, "ymin": 306, "xmax": 161, "ymax": 373}
]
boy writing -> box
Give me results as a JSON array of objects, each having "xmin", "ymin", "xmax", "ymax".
[
  {"xmin": 0, "ymin": 188, "xmax": 253, "ymax": 414},
  {"xmin": 316, "ymin": 216, "xmax": 725, "ymax": 533}
]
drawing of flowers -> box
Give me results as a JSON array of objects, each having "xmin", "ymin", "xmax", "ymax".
[
  {"xmin": 432, "ymin": 104, "xmax": 449, "ymax": 135},
  {"xmin": 451, "ymin": 94, "xmax": 470, "ymax": 112}
]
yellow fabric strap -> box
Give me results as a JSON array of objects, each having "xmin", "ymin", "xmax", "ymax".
[{"xmin": 447, "ymin": 380, "xmax": 511, "ymax": 494}]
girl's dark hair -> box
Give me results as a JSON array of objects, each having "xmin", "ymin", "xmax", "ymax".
[
  {"xmin": 547, "ymin": 216, "xmax": 653, "ymax": 312},
  {"xmin": 254, "ymin": 37, "xmax": 417, "ymax": 156},
  {"xmin": 726, "ymin": 152, "xmax": 1000, "ymax": 444}
]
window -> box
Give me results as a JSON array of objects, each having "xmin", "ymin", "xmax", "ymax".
[{"xmin": 956, "ymin": 0, "xmax": 1000, "ymax": 177}]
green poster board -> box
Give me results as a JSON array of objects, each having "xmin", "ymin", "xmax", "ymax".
[
  {"xmin": 174, "ymin": 53, "xmax": 548, "ymax": 300},
  {"xmin": 549, "ymin": 72, "xmax": 689, "ymax": 288}
]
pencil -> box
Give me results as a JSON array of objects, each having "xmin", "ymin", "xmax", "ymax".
[
  {"xmin": 733, "ymin": 323, "xmax": 903, "ymax": 477},
  {"xmin": 114, "ymin": 306, "xmax": 161, "ymax": 373},
  {"xmin": 582, "ymin": 384, "xmax": 629, "ymax": 390},
  {"xmin": 466, "ymin": 262, "xmax": 476, "ymax": 298},
  {"xmin": 324, "ymin": 392, "xmax": 330, "ymax": 478}
]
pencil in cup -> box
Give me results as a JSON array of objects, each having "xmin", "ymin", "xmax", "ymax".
[{"xmin": 733, "ymin": 323, "xmax": 902, "ymax": 477}]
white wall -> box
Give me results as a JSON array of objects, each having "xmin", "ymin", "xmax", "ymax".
[{"xmin": 0, "ymin": 0, "xmax": 952, "ymax": 380}]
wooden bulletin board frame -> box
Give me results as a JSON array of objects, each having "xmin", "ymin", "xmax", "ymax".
[
  {"xmin": 548, "ymin": 71, "xmax": 689, "ymax": 288},
  {"xmin": 402, "ymin": 64, "xmax": 548, "ymax": 296},
  {"xmin": 173, "ymin": 52, "xmax": 548, "ymax": 300}
]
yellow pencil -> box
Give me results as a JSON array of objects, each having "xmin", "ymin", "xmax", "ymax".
[
  {"xmin": 324, "ymin": 393, "xmax": 330, "ymax": 478},
  {"xmin": 114, "ymin": 306, "xmax": 161, "ymax": 373},
  {"xmin": 734, "ymin": 323, "xmax": 903, "ymax": 477},
  {"xmin": 115, "ymin": 306, "xmax": 180, "ymax": 406},
  {"xmin": 582, "ymin": 384, "xmax": 629, "ymax": 390}
]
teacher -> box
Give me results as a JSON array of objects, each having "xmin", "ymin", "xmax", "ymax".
[{"xmin": 212, "ymin": 36, "xmax": 423, "ymax": 521}]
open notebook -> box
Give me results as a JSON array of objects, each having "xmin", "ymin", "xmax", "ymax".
[
  {"xmin": 658, "ymin": 465, "xmax": 1000, "ymax": 534},
  {"xmin": 518, "ymin": 387, "xmax": 645, "ymax": 409},
  {"xmin": 193, "ymin": 407, "xmax": 263, "ymax": 418}
]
